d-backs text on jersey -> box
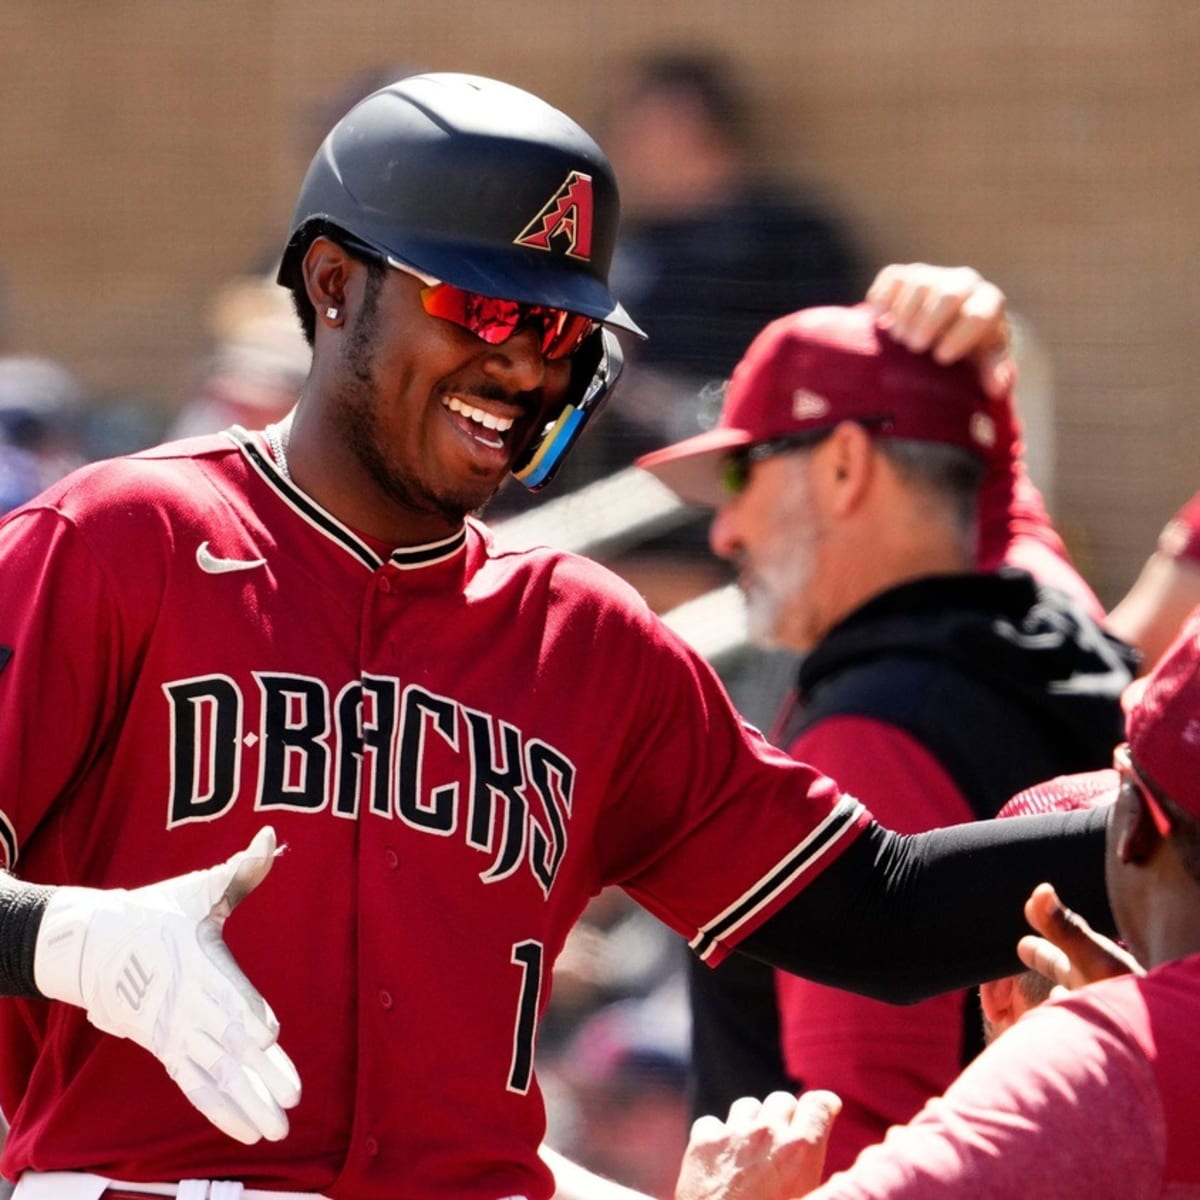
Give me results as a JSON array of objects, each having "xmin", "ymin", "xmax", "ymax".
[{"xmin": 162, "ymin": 672, "xmax": 574, "ymax": 896}]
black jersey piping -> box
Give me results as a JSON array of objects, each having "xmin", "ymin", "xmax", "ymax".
[
  {"xmin": 228, "ymin": 427, "xmax": 468, "ymax": 571},
  {"xmin": 689, "ymin": 795, "xmax": 865, "ymax": 961}
]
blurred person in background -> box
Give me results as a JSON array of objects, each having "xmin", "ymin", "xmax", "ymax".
[
  {"xmin": 1107, "ymin": 491, "xmax": 1200, "ymax": 674},
  {"xmin": 0, "ymin": 357, "xmax": 89, "ymax": 514},
  {"xmin": 639, "ymin": 290, "xmax": 1131, "ymax": 1177},
  {"xmin": 167, "ymin": 274, "xmax": 311, "ymax": 440},
  {"xmin": 543, "ymin": 980, "xmax": 691, "ymax": 1200}
]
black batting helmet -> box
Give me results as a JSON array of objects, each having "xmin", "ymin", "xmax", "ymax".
[{"xmin": 277, "ymin": 73, "xmax": 644, "ymax": 488}]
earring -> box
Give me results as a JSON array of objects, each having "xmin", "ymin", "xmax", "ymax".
[{"xmin": 325, "ymin": 306, "xmax": 340, "ymax": 321}]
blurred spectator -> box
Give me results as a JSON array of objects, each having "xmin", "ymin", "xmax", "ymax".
[
  {"xmin": 168, "ymin": 274, "xmax": 310, "ymax": 439},
  {"xmin": 543, "ymin": 979, "xmax": 690, "ymax": 1200},
  {"xmin": 0, "ymin": 356, "xmax": 89, "ymax": 512},
  {"xmin": 1106, "ymin": 491, "xmax": 1200, "ymax": 674},
  {"xmin": 639, "ymin": 300, "xmax": 1131, "ymax": 1177}
]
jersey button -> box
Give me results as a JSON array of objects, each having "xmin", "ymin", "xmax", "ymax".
[
  {"xmin": 378, "ymin": 576, "xmax": 392, "ymax": 593},
  {"xmin": 365, "ymin": 1136, "xmax": 380, "ymax": 1158},
  {"xmin": 378, "ymin": 989, "xmax": 394, "ymax": 1010},
  {"xmin": 384, "ymin": 848, "xmax": 399, "ymax": 870}
]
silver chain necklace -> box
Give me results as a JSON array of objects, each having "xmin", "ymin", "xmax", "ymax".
[{"xmin": 266, "ymin": 422, "xmax": 291, "ymax": 481}]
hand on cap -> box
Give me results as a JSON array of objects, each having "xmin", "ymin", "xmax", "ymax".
[
  {"xmin": 675, "ymin": 1090, "xmax": 842, "ymax": 1200},
  {"xmin": 34, "ymin": 827, "xmax": 302, "ymax": 1144},
  {"xmin": 867, "ymin": 263, "xmax": 1015, "ymax": 399},
  {"xmin": 1017, "ymin": 882, "xmax": 1144, "ymax": 997}
]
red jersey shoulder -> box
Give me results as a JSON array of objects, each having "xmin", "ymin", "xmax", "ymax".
[{"xmin": 5, "ymin": 433, "xmax": 256, "ymax": 546}]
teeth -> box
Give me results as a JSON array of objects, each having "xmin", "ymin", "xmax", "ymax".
[{"xmin": 444, "ymin": 396, "xmax": 514, "ymax": 432}]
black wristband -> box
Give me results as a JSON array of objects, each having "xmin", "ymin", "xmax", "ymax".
[{"xmin": 0, "ymin": 875, "xmax": 55, "ymax": 997}]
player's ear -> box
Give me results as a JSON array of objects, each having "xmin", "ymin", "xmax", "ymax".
[
  {"xmin": 822, "ymin": 420, "xmax": 874, "ymax": 517},
  {"xmin": 301, "ymin": 237, "xmax": 353, "ymax": 330},
  {"xmin": 1118, "ymin": 790, "xmax": 1166, "ymax": 866}
]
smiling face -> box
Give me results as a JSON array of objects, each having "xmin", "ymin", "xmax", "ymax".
[{"xmin": 292, "ymin": 240, "xmax": 572, "ymax": 542}]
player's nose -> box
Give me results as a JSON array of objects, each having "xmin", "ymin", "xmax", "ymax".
[
  {"xmin": 709, "ymin": 504, "xmax": 742, "ymax": 560},
  {"xmin": 481, "ymin": 326, "xmax": 547, "ymax": 394}
]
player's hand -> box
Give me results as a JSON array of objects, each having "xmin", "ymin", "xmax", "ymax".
[
  {"xmin": 1016, "ymin": 882, "xmax": 1144, "ymax": 997},
  {"xmin": 866, "ymin": 262, "xmax": 1015, "ymax": 399},
  {"xmin": 33, "ymin": 827, "xmax": 302, "ymax": 1144},
  {"xmin": 675, "ymin": 1090, "xmax": 842, "ymax": 1200}
]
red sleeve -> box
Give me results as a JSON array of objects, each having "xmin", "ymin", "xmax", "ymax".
[
  {"xmin": 775, "ymin": 716, "xmax": 976, "ymax": 1175},
  {"xmin": 813, "ymin": 995, "xmax": 1166, "ymax": 1199},
  {"xmin": 976, "ymin": 392, "xmax": 1104, "ymax": 620},
  {"xmin": 592, "ymin": 612, "xmax": 871, "ymax": 967}
]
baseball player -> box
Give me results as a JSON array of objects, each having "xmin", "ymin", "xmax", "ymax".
[{"xmin": 0, "ymin": 74, "xmax": 1113, "ymax": 1200}]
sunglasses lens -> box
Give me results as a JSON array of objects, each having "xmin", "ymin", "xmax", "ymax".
[
  {"xmin": 722, "ymin": 457, "xmax": 749, "ymax": 496},
  {"xmin": 540, "ymin": 310, "xmax": 598, "ymax": 360},
  {"xmin": 421, "ymin": 285, "xmax": 596, "ymax": 359},
  {"xmin": 420, "ymin": 286, "xmax": 518, "ymax": 345}
]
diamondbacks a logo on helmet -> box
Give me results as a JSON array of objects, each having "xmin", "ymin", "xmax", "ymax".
[{"xmin": 514, "ymin": 171, "xmax": 594, "ymax": 261}]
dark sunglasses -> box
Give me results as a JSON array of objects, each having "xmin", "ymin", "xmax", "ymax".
[
  {"xmin": 1114, "ymin": 743, "xmax": 1173, "ymax": 836},
  {"xmin": 337, "ymin": 234, "xmax": 599, "ymax": 361},
  {"xmin": 721, "ymin": 416, "xmax": 895, "ymax": 496},
  {"xmin": 721, "ymin": 429, "xmax": 836, "ymax": 496}
]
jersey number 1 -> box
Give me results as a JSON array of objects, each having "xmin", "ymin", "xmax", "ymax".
[{"xmin": 507, "ymin": 940, "xmax": 544, "ymax": 1094}]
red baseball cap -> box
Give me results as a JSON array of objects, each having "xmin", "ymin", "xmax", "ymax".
[
  {"xmin": 637, "ymin": 303, "xmax": 998, "ymax": 507},
  {"xmin": 997, "ymin": 770, "xmax": 1117, "ymax": 821},
  {"xmin": 998, "ymin": 607, "xmax": 1200, "ymax": 829},
  {"xmin": 1123, "ymin": 609, "xmax": 1200, "ymax": 824}
]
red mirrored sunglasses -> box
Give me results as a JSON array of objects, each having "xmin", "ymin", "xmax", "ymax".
[
  {"xmin": 1113, "ymin": 743, "xmax": 1173, "ymax": 836},
  {"xmin": 337, "ymin": 233, "xmax": 598, "ymax": 360},
  {"xmin": 419, "ymin": 284, "xmax": 598, "ymax": 361}
]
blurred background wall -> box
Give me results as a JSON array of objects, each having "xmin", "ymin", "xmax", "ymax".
[{"xmin": 1, "ymin": 0, "xmax": 1197, "ymax": 604}]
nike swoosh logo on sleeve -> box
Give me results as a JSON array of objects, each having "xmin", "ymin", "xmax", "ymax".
[{"xmin": 196, "ymin": 541, "xmax": 267, "ymax": 575}]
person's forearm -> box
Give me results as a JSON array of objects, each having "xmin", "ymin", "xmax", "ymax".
[{"xmin": 739, "ymin": 807, "xmax": 1112, "ymax": 1003}]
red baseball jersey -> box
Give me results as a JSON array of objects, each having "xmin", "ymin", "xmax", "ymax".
[{"xmin": 0, "ymin": 429, "xmax": 868, "ymax": 1199}]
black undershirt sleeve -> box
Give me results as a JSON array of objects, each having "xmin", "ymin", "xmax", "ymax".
[
  {"xmin": 738, "ymin": 806, "xmax": 1112, "ymax": 1004},
  {"xmin": 0, "ymin": 875, "xmax": 53, "ymax": 997}
]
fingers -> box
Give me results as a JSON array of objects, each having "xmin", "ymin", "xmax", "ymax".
[
  {"xmin": 1020, "ymin": 883, "xmax": 1144, "ymax": 988},
  {"xmin": 789, "ymin": 1089, "xmax": 842, "ymax": 1143},
  {"xmin": 1016, "ymin": 933, "xmax": 1073, "ymax": 989},
  {"xmin": 170, "ymin": 999, "xmax": 301, "ymax": 1144},
  {"xmin": 866, "ymin": 263, "xmax": 1013, "ymax": 394},
  {"xmin": 210, "ymin": 826, "xmax": 280, "ymax": 919},
  {"xmin": 172, "ymin": 1046, "xmax": 292, "ymax": 1145}
]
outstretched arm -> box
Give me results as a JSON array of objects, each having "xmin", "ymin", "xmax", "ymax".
[
  {"xmin": 0, "ymin": 827, "xmax": 301, "ymax": 1144},
  {"xmin": 738, "ymin": 807, "xmax": 1112, "ymax": 1004}
]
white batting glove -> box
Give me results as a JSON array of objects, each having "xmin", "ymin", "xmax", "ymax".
[{"xmin": 33, "ymin": 826, "xmax": 302, "ymax": 1144}]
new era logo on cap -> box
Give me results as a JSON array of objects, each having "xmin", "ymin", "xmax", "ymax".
[
  {"xmin": 638, "ymin": 303, "xmax": 997, "ymax": 508},
  {"xmin": 792, "ymin": 389, "xmax": 832, "ymax": 421}
]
